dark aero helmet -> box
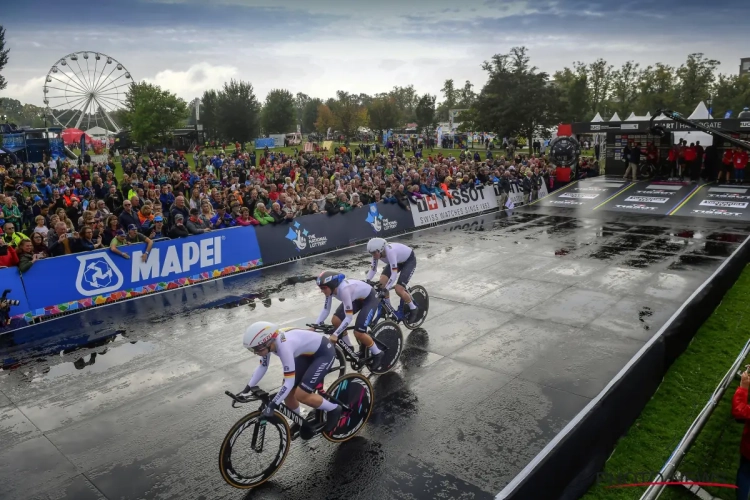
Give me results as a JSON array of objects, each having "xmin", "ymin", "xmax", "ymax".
[{"xmin": 317, "ymin": 270, "xmax": 345, "ymax": 289}]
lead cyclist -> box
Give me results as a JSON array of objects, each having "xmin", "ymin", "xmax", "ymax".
[{"xmin": 365, "ymin": 237, "xmax": 419, "ymax": 323}]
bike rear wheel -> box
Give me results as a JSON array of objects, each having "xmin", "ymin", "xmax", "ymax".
[
  {"xmin": 322, "ymin": 373, "xmax": 375, "ymax": 443},
  {"xmin": 218, "ymin": 411, "xmax": 291, "ymax": 489},
  {"xmin": 369, "ymin": 320, "xmax": 403, "ymax": 374},
  {"xmin": 402, "ymin": 285, "xmax": 429, "ymax": 330}
]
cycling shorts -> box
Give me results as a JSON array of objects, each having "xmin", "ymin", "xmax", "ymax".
[
  {"xmin": 381, "ymin": 251, "xmax": 416, "ymax": 287},
  {"xmin": 333, "ymin": 288, "xmax": 379, "ymax": 333},
  {"xmin": 295, "ymin": 337, "xmax": 335, "ymax": 393}
]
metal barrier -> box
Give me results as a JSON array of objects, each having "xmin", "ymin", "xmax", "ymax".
[{"xmin": 640, "ymin": 338, "xmax": 750, "ymax": 500}]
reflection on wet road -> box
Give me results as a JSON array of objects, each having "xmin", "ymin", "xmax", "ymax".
[{"xmin": 0, "ymin": 208, "xmax": 747, "ymax": 499}]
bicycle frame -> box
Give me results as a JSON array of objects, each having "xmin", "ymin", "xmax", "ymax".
[{"xmin": 374, "ymin": 297, "xmax": 404, "ymax": 323}]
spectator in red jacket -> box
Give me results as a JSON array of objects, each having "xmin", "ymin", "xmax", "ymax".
[
  {"xmin": 685, "ymin": 143, "xmax": 698, "ymax": 182},
  {"xmin": 731, "ymin": 369, "xmax": 750, "ymax": 499},
  {"xmin": 0, "ymin": 238, "xmax": 19, "ymax": 267},
  {"xmin": 734, "ymin": 147, "xmax": 749, "ymax": 184}
]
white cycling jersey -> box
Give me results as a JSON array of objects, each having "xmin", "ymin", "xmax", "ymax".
[
  {"xmin": 247, "ymin": 328, "xmax": 323, "ymax": 406},
  {"xmin": 366, "ymin": 242, "xmax": 413, "ymax": 289},
  {"xmin": 316, "ymin": 278, "xmax": 373, "ymax": 337}
]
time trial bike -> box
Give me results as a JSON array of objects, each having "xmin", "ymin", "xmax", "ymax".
[
  {"xmin": 219, "ymin": 374, "xmax": 374, "ymax": 489},
  {"xmin": 307, "ymin": 320, "xmax": 403, "ymax": 375},
  {"xmin": 366, "ymin": 281, "xmax": 430, "ymax": 330}
]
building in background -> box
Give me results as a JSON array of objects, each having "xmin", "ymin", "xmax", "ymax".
[{"xmin": 741, "ymin": 57, "xmax": 750, "ymax": 77}]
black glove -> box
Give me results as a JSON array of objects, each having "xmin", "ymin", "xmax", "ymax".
[
  {"xmin": 260, "ymin": 402, "xmax": 276, "ymax": 419},
  {"xmin": 376, "ymin": 289, "xmax": 386, "ymax": 299}
]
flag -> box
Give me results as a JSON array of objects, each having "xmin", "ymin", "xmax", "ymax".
[
  {"xmin": 725, "ymin": 110, "xmax": 733, "ymax": 119},
  {"xmin": 505, "ymin": 198, "xmax": 514, "ymax": 210}
]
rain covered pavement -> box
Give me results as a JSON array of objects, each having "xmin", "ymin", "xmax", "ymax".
[{"xmin": 1, "ymin": 205, "xmax": 748, "ymax": 500}]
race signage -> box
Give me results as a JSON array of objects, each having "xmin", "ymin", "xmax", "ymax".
[
  {"xmin": 410, "ymin": 186, "xmax": 497, "ymax": 226},
  {"xmin": 604, "ymin": 181, "xmax": 696, "ymax": 215},
  {"xmin": 672, "ymin": 185, "xmax": 750, "ymax": 220}
]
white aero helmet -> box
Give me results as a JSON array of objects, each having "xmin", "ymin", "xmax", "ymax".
[
  {"xmin": 367, "ymin": 237, "xmax": 387, "ymax": 254},
  {"xmin": 243, "ymin": 321, "xmax": 280, "ymax": 353}
]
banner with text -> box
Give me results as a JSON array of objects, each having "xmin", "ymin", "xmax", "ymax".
[
  {"xmin": 2, "ymin": 133, "xmax": 26, "ymax": 153},
  {"xmin": 21, "ymin": 226, "xmax": 262, "ymax": 317},
  {"xmin": 257, "ymin": 203, "xmax": 415, "ymax": 265},
  {"xmin": 409, "ymin": 186, "xmax": 498, "ymax": 227},
  {"xmin": 494, "ymin": 181, "xmax": 550, "ymax": 208}
]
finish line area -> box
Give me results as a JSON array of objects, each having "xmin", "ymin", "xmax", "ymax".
[{"xmin": 1, "ymin": 200, "xmax": 748, "ymax": 499}]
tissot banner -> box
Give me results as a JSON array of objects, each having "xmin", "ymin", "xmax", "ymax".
[
  {"xmin": 409, "ymin": 186, "xmax": 497, "ymax": 227},
  {"xmin": 21, "ymin": 226, "xmax": 262, "ymax": 312}
]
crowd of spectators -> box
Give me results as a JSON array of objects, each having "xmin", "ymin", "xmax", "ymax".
[{"xmin": 0, "ymin": 143, "xmax": 556, "ymax": 271}]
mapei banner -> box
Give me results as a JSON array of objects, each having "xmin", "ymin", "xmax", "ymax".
[
  {"xmin": 409, "ymin": 186, "xmax": 498, "ymax": 227},
  {"xmin": 257, "ymin": 203, "xmax": 415, "ymax": 265},
  {"xmin": 21, "ymin": 226, "xmax": 262, "ymax": 316}
]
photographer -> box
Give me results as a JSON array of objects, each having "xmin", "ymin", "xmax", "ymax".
[{"xmin": 0, "ymin": 289, "xmax": 22, "ymax": 329}]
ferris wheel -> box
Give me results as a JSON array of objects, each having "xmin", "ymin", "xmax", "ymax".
[{"xmin": 43, "ymin": 51, "xmax": 133, "ymax": 133}]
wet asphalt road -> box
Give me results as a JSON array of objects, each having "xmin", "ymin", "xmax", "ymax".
[{"xmin": 1, "ymin": 206, "xmax": 748, "ymax": 500}]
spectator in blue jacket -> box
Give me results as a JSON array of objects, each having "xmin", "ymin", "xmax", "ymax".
[{"xmin": 210, "ymin": 206, "xmax": 235, "ymax": 229}]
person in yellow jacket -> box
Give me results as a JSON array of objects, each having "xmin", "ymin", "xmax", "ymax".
[{"xmin": 2, "ymin": 222, "xmax": 30, "ymax": 248}]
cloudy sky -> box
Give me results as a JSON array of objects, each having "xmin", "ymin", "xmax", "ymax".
[{"xmin": 0, "ymin": 0, "xmax": 748, "ymax": 109}]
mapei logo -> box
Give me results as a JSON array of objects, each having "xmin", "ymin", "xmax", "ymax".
[
  {"xmin": 75, "ymin": 252, "xmax": 125, "ymax": 296},
  {"xmin": 365, "ymin": 204, "xmax": 397, "ymax": 232},
  {"xmin": 286, "ymin": 221, "xmax": 328, "ymax": 251}
]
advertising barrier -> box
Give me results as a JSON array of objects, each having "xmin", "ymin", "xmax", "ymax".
[
  {"xmin": 257, "ymin": 202, "xmax": 414, "ymax": 265},
  {"xmin": 20, "ymin": 226, "xmax": 262, "ymax": 319},
  {"xmin": 494, "ymin": 181, "xmax": 550, "ymax": 208},
  {"xmin": 254, "ymin": 138, "xmax": 275, "ymax": 149},
  {"xmin": 409, "ymin": 186, "xmax": 497, "ymax": 227}
]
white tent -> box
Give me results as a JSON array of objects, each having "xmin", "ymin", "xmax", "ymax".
[
  {"xmin": 86, "ymin": 126, "xmax": 115, "ymax": 140},
  {"xmin": 673, "ymin": 101, "xmax": 713, "ymax": 146},
  {"xmin": 591, "ymin": 112, "xmax": 604, "ymax": 122},
  {"xmin": 610, "ymin": 112, "xmax": 622, "ymax": 122}
]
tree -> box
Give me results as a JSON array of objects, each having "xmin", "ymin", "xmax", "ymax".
[
  {"xmin": 587, "ymin": 58, "xmax": 613, "ymax": 115},
  {"xmin": 388, "ymin": 85, "xmax": 419, "ymax": 123},
  {"xmin": 331, "ymin": 91, "xmax": 367, "ymax": 139},
  {"xmin": 635, "ymin": 63, "xmax": 677, "ymax": 115},
  {"xmin": 367, "ymin": 96, "xmax": 400, "ymax": 142},
  {"xmin": 216, "ymin": 79, "xmax": 261, "ymax": 142},
  {"xmin": 675, "ymin": 53, "xmax": 719, "ymax": 112},
  {"xmin": 610, "ymin": 61, "xmax": 642, "ymax": 116},
  {"xmin": 295, "ymin": 92, "xmax": 310, "ymax": 127},
  {"xmin": 200, "ymin": 89, "xmax": 220, "ymax": 140},
  {"xmin": 438, "ymin": 79, "xmax": 459, "ymax": 121},
  {"xmin": 456, "ymin": 107, "xmax": 479, "ymax": 135},
  {"xmin": 123, "ymin": 82, "xmax": 188, "ymax": 147},
  {"xmin": 186, "ymin": 98, "xmax": 200, "ymax": 126},
  {"xmin": 301, "ymin": 97, "xmax": 322, "ymax": 134},
  {"xmin": 475, "ymin": 46, "xmax": 561, "ymax": 148},
  {"xmin": 415, "ymin": 94, "xmax": 437, "ymax": 137},
  {"xmin": 314, "ymin": 104, "xmax": 336, "ymax": 136},
  {"xmin": 0, "ymin": 26, "xmax": 9, "ymax": 91},
  {"xmin": 261, "ymin": 89, "xmax": 296, "ymax": 134},
  {"xmin": 457, "ymin": 81, "xmax": 476, "ymax": 108},
  {"xmin": 713, "ymin": 74, "xmax": 750, "ymax": 117},
  {"xmin": 553, "ymin": 63, "xmax": 589, "ymax": 122}
]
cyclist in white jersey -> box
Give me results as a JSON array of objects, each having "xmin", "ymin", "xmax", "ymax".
[
  {"xmin": 365, "ymin": 237, "xmax": 419, "ymax": 322},
  {"xmin": 238, "ymin": 321, "xmax": 342, "ymax": 433},
  {"xmin": 314, "ymin": 270, "xmax": 385, "ymax": 371}
]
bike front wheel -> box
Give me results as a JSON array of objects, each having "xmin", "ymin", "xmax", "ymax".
[
  {"xmin": 322, "ymin": 372, "xmax": 375, "ymax": 443},
  {"xmin": 218, "ymin": 411, "xmax": 291, "ymax": 489}
]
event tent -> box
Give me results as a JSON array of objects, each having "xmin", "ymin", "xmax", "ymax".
[{"xmin": 672, "ymin": 101, "xmax": 713, "ymax": 146}]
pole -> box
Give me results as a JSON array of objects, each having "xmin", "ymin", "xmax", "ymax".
[{"xmin": 640, "ymin": 338, "xmax": 750, "ymax": 500}]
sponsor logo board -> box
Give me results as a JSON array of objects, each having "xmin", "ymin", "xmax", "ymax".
[
  {"xmin": 624, "ymin": 196, "xmax": 669, "ymax": 204},
  {"xmin": 560, "ymin": 193, "xmax": 599, "ymax": 199},
  {"xmin": 699, "ymin": 200, "xmax": 749, "ymax": 209}
]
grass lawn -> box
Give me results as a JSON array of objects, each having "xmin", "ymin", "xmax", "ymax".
[{"xmin": 583, "ymin": 264, "xmax": 750, "ymax": 499}]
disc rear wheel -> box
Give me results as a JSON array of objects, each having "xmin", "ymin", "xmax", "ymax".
[
  {"xmin": 402, "ymin": 285, "xmax": 429, "ymax": 330},
  {"xmin": 322, "ymin": 373, "xmax": 375, "ymax": 443}
]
